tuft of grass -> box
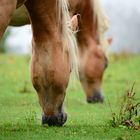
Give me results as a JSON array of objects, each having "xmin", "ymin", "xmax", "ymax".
[
  {"xmin": 110, "ymin": 83, "xmax": 140, "ymax": 130},
  {"xmin": 19, "ymin": 81, "xmax": 32, "ymax": 94}
]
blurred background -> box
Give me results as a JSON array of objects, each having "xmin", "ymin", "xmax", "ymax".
[
  {"xmin": 0, "ymin": 0, "xmax": 140, "ymax": 55},
  {"xmin": 102, "ymin": 0, "xmax": 140, "ymax": 54}
]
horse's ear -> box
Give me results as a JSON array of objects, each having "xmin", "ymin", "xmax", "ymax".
[
  {"xmin": 107, "ymin": 37, "xmax": 113, "ymax": 45},
  {"xmin": 71, "ymin": 15, "xmax": 78, "ymax": 32},
  {"xmin": 101, "ymin": 37, "xmax": 113, "ymax": 54}
]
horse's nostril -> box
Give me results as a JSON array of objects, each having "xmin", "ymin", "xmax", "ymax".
[{"xmin": 42, "ymin": 112, "xmax": 67, "ymax": 127}]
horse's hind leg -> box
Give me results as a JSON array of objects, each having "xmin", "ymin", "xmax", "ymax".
[
  {"xmin": 25, "ymin": 0, "xmax": 70, "ymax": 126},
  {"xmin": 0, "ymin": 0, "xmax": 17, "ymax": 38}
]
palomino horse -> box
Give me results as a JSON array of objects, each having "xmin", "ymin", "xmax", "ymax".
[
  {"xmin": 69, "ymin": 0, "xmax": 109, "ymax": 103},
  {"xmin": 9, "ymin": 0, "xmax": 110, "ymax": 104},
  {"xmin": 1, "ymin": 0, "xmax": 109, "ymax": 126},
  {"xmin": 0, "ymin": 0, "xmax": 77, "ymax": 126}
]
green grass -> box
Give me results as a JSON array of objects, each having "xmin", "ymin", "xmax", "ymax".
[{"xmin": 0, "ymin": 54, "xmax": 140, "ymax": 140}]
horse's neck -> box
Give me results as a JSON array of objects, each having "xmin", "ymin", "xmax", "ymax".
[
  {"xmin": 77, "ymin": 0, "xmax": 99, "ymax": 47},
  {"xmin": 25, "ymin": 0, "xmax": 60, "ymax": 42}
]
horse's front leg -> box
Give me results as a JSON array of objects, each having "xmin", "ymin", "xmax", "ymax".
[
  {"xmin": 0, "ymin": 0, "xmax": 17, "ymax": 38},
  {"xmin": 31, "ymin": 40, "xmax": 70, "ymax": 126}
]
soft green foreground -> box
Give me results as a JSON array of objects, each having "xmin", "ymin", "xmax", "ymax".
[{"xmin": 0, "ymin": 54, "xmax": 140, "ymax": 140}]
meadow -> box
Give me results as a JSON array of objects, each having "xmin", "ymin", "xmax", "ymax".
[{"xmin": 0, "ymin": 54, "xmax": 140, "ymax": 140}]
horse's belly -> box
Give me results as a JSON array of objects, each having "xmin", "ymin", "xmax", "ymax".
[
  {"xmin": 17, "ymin": 0, "xmax": 27, "ymax": 8},
  {"xmin": 10, "ymin": 5, "xmax": 30, "ymax": 26}
]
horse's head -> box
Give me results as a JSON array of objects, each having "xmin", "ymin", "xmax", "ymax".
[
  {"xmin": 24, "ymin": 0, "xmax": 78, "ymax": 126},
  {"xmin": 80, "ymin": 36, "xmax": 112, "ymax": 103},
  {"xmin": 84, "ymin": 37, "xmax": 113, "ymax": 103},
  {"xmin": 78, "ymin": 38, "xmax": 110, "ymax": 103},
  {"xmin": 68, "ymin": 0, "xmax": 110, "ymax": 103}
]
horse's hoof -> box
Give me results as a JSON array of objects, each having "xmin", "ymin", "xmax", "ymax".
[
  {"xmin": 87, "ymin": 91, "xmax": 104, "ymax": 103},
  {"xmin": 42, "ymin": 112, "xmax": 67, "ymax": 127}
]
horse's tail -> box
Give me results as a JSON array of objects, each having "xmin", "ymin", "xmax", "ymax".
[
  {"xmin": 58, "ymin": 0, "xmax": 78, "ymax": 76},
  {"xmin": 90, "ymin": 0, "xmax": 110, "ymax": 47}
]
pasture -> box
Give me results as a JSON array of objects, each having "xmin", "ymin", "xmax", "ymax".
[{"xmin": 0, "ymin": 54, "xmax": 140, "ymax": 140}]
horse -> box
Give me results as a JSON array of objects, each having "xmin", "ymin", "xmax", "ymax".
[
  {"xmin": 69, "ymin": 0, "xmax": 110, "ymax": 103},
  {"xmin": 0, "ymin": 0, "xmax": 78, "ymax": 126},
  {"xmin": 9, "ymin": 0, "xmax": 110, "ymax": 104},
  {"xmin": 1, "ymin": 0, "xmax": 109, "ymax": 126}
]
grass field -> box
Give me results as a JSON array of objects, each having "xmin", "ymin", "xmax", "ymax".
[{"xmin": 0, "ymin": 54, "xmax": 140, "ymax": 140}]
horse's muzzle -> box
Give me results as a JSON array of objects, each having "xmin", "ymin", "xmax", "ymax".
[
  {"xmin": 87, "ymin": 91, "xmax": 104, "ymax": 103},
  {"xmin": 42, "ymin": 112, "xmax": 67, "ymax": 127}
]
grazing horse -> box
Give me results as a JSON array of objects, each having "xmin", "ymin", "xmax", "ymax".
[
  {"xmin": 9, "ymin": 0, "xmax": 110, "ymax": 104},
  {"xmin": 0, "ymin": 0, "xmax": 77, "ymax": 126},
  {"xmin": 69, "ymin": 0, "xmax": 109, "ymax": 103},
  {"xmin": 1, "ymin": 0, "xmax": 109, "ymax": 126}
]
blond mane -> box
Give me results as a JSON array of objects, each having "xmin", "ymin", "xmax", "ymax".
[
  {"xmin": 90, "ymin": 0, "xmax": 109, "ymax": 47},
  {"xmin": 58, "ymin": 0, "xmax": 78, "ymax": 75}
]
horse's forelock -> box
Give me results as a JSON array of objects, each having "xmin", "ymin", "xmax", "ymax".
[
  {"xmin": 90, "ymin": 0, "xmax": 109, "ymax": 47},
  {"xmin": 58, "ymin": 0, "xmax": 78, "ymax": 76}
]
